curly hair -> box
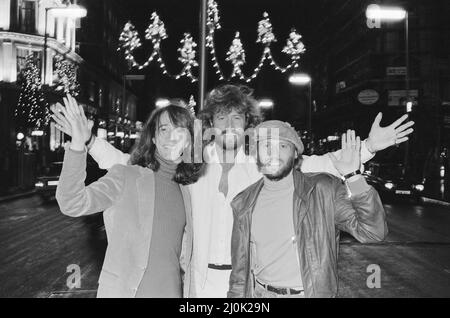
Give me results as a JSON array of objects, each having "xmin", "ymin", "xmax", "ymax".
[
  {"xmin": 129, "ymin": 105, "xmax": 204, "ymax": 185},
  {"xmin": 198, "ymin": 84, "xmax": 262, "ymax": 130}
]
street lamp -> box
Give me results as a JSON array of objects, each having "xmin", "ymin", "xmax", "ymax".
[
  {"xmin": 366, "ymin": 5, "xmax": 410, "ymax": 177},
  {"xmin": 289, "ymin": 73, "xmax": 312, "ymax": 136},
  {"xmin": 366, "ymin": 5, "xmax": 409, "ymax": 109},
  {"xmin": 44, "ymin": 4, "xmax": 87, "ymax": 85}
]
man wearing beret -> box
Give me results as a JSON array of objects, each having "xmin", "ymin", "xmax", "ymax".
[{"xmin": 228, "ymin": 121, "xmax": 388, "ymax": 298}]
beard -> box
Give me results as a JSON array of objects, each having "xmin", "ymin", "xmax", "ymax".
[{"xmin": 257, "ymin": 155, "xmax": 295, "ymax": 181}]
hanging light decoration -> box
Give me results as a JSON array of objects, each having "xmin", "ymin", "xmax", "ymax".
[{"xmin": 118, "ymin": 0, "xmax": 306, "ymax": 83}]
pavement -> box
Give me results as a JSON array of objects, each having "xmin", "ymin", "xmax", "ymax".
[{"xmin": 0, "ymin": 195, "xmax": 449, "ymax": 298}]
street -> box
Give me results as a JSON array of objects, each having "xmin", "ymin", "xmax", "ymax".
[{"xmin": 0, "ymin": 195, "xmax": 449, "ymax": 298}]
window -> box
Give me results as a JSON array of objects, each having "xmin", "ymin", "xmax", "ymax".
[
  {"xmin": 16, "ymin": 47, "xmax": 41, "ymax": 75},
  {"xmin": 18, "ymin": 0, "xmax": 37, "ymax": 34}
]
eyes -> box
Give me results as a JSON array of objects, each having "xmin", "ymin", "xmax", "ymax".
[{"xmin": 215, "ymin": 115, "xmax": 244, "ymax": 122}]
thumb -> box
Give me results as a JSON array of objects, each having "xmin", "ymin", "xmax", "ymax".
[
  {"xmin": 372, "ymin": 112, "xmax": 382, "ymax": 129},
  {"xmin": 329, "ymin": 152, "xmax": 338, "ymax": 164}
]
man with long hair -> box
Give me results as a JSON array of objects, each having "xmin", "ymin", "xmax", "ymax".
[
  {"xmin": 52, "ymin": 84, "xmax": 413, "ymax": 297},
  {"xmin": 55, "ymin": 95, "xmax": 202, "ymax": 297}
]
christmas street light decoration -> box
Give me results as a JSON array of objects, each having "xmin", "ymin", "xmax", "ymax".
[{"xmin": 118, "ymin": 0, "xmax": 306, "ymax": 83}]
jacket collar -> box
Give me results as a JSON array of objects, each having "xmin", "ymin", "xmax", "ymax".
[{"xmin": 233, "ymin": 168, "xmax": 316, "ymax": 219}]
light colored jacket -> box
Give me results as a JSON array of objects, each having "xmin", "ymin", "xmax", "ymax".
[
  {"xmin": 88, "ymin": 137, "xmax": 374, "ymax": 297},
  {"xmin": 55, "ymin": 149, "xmax": 193, "ymax": 298}
]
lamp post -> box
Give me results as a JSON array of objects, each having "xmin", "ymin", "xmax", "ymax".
[
  {"xmin": 366, "ymin": 6, "xmax": 409, "ymax": 108},
  {"xmin": 366, "ymin": 5, "xmax": 410, "ymax": 177},
  {"xmin": 289, "ymin": 73, "xmax": 312, "ymax": 137},
  {"xmin": 43, "ymin": 4, "xmax": 87, "ymax": 86}
]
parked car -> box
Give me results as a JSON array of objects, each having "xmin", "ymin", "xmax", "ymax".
[
  {"xmin": 363, "ymin": 162, "xmax": 425, "ymax": 204},
  {"xmin": 35, "ymin": 157, "xmax": 107, "ymax": 202},
  {"xmin": 35, "ymin": 161, "xmax": 63, "ymax": 201}
]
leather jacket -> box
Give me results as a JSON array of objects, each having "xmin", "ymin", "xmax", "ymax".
[{"xmin": 227, "ymin": 169, "xmax": 388, "ymax": 298}]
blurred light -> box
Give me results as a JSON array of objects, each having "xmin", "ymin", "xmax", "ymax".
[
  {"xmin": 156, "ymin": 98, "xmax": 171, "ymax": 108},
  {"xmin": 289, "ymin": 73, "xmax": 311, "ymax": 85},
  {"xmin": 16, "ymin": 132, "xmax": 25, "ymax": 141},
  {"xmin": 440, "ymin": 166, "xmax": 445, "ymax": 178},
  {"xmin": 107, "ymin": 132, "xmax": 115, "ymax": 137},
  {"xmin": 414, "ymin": 184, "xmax": 424, "ymax": 192},
  {"xmin": 366, "ymin": 5, "xmax": 407, "ymax": 21},
  {"xmin": 130, "ymin": 133, "xmax": 139, "ymax": 139},
  {"xmin": 116, "ymin": 132, "xmax": 125, "ymax": 138},
  {"xmin": 35, "ymin": 182, "xmax": 44, "ymax": 188},
  {"xmin": 365, "ymin": 170, "xmax": 372, "ymax": 175},
  {"xmin": 385, "ymin": 182, "xmax": 395, "ymax": 190},
  {"xmin": 49, "ymin": 4, "xmax": 87, "ymax": 18},
  {"xmin": 406, "ymin": 101, "xmax": 413, "ymax": 113},
  {"xmin": 327, "ymin": 136, "xmax": 339, "ymax": 141},
  {"xmin": 31, "ymin": 130, "xmax": 44, "ymax": 136},
  {"xmin": 258, "ymin": 99, "xmax": 274, "ymax": 109}
]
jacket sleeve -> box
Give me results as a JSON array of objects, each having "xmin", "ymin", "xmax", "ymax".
[
  {"xmin": 227, "ymin": 203, "xmax": 246, "ymax": 298},
  {"xmin": 56, "ymin": 148, "xmax": 126, "ymax": 217},
  {"xmin": 301, "ymin": 140, "xmax": 375, "ymax": 177},
  {"xmin": 89, "ymin": 137, "xmax": 131, "ymax": 170},
  {"xmin": 333, "ymin": 176, "xmax": 388, "ymax": 243}
]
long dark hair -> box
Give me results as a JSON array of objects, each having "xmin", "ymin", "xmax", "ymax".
[{"xmin": 129, "ymin": 105, "xmax": 204, "ymax": 185}]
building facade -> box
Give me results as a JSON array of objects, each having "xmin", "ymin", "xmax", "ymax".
[
  {"xmin": 308, "ymin": 0, "xmax": 450, "ymax": 180},
  {"xmin": 0, "ymin": 0, "xmax": 139, "ymax": 195}
]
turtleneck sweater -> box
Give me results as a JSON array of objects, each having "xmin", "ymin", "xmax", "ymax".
[
  {"xmin": 135, "ymin": 152, "xmax": 186, "ymax": 298},
  {"xmin": 251, "ymin": 171, "xmax": 303, "ymax": 289}
]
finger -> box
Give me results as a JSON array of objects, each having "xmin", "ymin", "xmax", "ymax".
[
  {"xmin": 63, "ymin": 97, "xmax": 75, "ymax": 119},
  {"xmin": 70, "ymin": 95, "xmax": 81, "ymax": 116},
  {"xmin": 341, "ymin": 133, "xmax": 347, "ymax": 149},
  {"xmin": 356, "ymin": 136, "xmax": 361, "ymax": 152},
  {"xmin": 55, "ymin": 124, "xmax": 70, "ymax": 135},
  {"xmin": 350, "ymin": 130, "xmax": 356, "ymax": 147},
  {"xmin": 79, "ymin": 105, "xmax": 87, "ymax": 122},
  {"xmin": 396, "ymin": 137, "xmax": 409, "ymax": 145},
  {"xmin": 329, "ymin": 152, "xmax": 338, "ymax": 164},
  {"xmin": 371, "ymin": 112, "xmax": 382, "ymax": 129},
  {"xmin": 346, "ymin": 130, "xmax": 351, "ymax": 148},
  {"xmin": 51, "ymin": 114, "xmax": 69, "ymax": 128},
  {"xmin": 390, "ymin": 114, "xmax": 409, "ymax": 129},
  {"xmin": 59, "ymin": 101, "xmax": 74, "ymax": 121},
  {"xmin": 395, "ymin": 121, "xmax": 415, "ymax": 133},
  {"xmin": 397, "ymin": 128, "xmax": 414, "ymax": 139}
]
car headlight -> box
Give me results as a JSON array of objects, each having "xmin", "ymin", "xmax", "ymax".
[
  {"xmin": 35, "ymin": 181, "xmax": 45, "ymax": 188},
  {"xmin": 384, "ymin": 182, "xmax": 395, "ymax": 190},
  {"xmin": 414, "ymin": 184, "xmax": 424, "ymax": 192}
]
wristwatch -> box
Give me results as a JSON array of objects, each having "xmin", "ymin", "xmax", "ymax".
[{"xmin": 341, "ymin": 170, "xmax": 361, "ymax": 183}]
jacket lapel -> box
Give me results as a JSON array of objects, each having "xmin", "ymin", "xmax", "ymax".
[{"xmin": 136, "ymin": 168, "xmax": 156, "ymax": 236}]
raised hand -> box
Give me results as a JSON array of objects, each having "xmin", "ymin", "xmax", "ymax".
[
  {"xmin": 51, "ymin": 100, "xmax": 93, "ymax": 140},
  {"xmin": 366, "ymin": 113, "xmax": 414, "ymax": 153},
  {"xmin": 57, "ymin": 94, "xmax": 90, "ymax": 151},
  {"xmin": 330, "ymin": 130, "xmax": 361, "ymax": 177}
]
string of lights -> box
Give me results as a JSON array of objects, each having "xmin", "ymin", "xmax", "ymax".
[{"xmin": 118, "ymin": 0, "xmax": 306, "ymax": 83}]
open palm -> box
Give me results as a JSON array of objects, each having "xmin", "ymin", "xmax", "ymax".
[
  {"xmin": 366, "ymin": 113, "xmax": 414, "ymax": 153},
  {"xmin": 330, "ymin": 130, "xmax": 361, "ymax": 176}
]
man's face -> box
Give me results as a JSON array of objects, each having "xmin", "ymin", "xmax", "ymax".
[
  {"xmin": 257, "ymin": 139, "xmax": 296, "ymax": 181},
  {"xmin": 152, "ymin": 111, "xmax": 189, "ymax": 163},
  {"xmin": 212, "ymin": 109, "xmax": 246, "ymax": 151}
]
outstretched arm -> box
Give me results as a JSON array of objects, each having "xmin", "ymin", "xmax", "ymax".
[
  {"xmin": 301, "ymin": 113, "xmax": 414, "ymax": 177},
  {"xmin": 55, "ymin": 94, "xmax": 126, "ymax": 217}
]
